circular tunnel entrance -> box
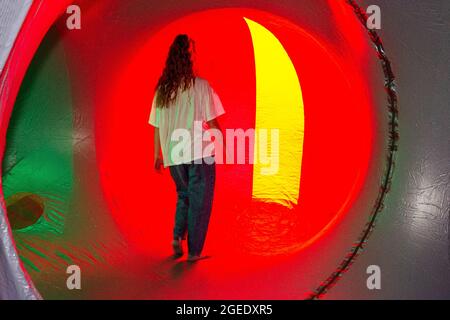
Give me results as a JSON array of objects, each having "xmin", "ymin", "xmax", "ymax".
[
  {"xmin": 2, "ymin": 0, "xmax": 389, "ymax": 299},
  {"xmin": 97, "ymin": 7, "xmax": 374, "ymax": 258}
]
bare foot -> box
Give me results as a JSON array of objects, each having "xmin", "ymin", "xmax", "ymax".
[
  {"xmin": 172, "ymin": 239, "xmax": 183, "ymax": 257},
  {"xmin": 187, "ymin": 254, "xmax": 210, "ymax": 262}
]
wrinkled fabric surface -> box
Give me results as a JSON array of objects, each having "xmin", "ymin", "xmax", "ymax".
[
  {"xmin": 0, "ymin": 0, "xmax": 41, "ymax": 300},
  {"xmin": 0, "ymin": 0, "xmax": 448, "ymax": 300}
]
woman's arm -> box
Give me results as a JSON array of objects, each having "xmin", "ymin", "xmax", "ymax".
[{"xmin": 154, "ymin": 127, "xmax": 163, "ymax": 172}]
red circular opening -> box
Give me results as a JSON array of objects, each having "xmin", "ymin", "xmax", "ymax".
[{"xmin": 95, "ymin": 8, "xmax": 374, "ymax": 263}]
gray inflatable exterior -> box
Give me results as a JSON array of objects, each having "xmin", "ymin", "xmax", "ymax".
[{"xmin": 0, "ymin": 0, "xmax": 41, "ymax": 300}]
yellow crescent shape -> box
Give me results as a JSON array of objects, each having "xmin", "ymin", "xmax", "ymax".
[{"xmin": 244, "ymin": 17, "xmax": 305, "ymax": 208}]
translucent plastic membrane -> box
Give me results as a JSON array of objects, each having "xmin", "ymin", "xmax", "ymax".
[{"xmin": 1, "ymin": 1, "xmax": 388, "ymax": 299}]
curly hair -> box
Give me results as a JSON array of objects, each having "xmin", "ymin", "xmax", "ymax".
[{"xmin": 155, "ymin": 34, "xmax": 196, "ymax": 108}]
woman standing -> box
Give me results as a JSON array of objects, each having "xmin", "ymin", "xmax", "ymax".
[{"xmin": 149, "ymin": 34, "xmax": 225, "ymax": 262}]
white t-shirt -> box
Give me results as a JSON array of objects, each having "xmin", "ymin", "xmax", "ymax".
[{"xmin": 149, "ymin": 77, "xmax": 225, "ymax": 167}]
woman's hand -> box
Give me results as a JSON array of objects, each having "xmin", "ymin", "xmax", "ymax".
[
  {"xmin": 153, "ymin": 127, "xmax": 163, "ymax": 173},
  {"xmin": 154, "ymin": 155, "xmax": 163, "ymax": 173}
]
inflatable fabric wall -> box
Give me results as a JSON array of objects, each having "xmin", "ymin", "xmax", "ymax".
[{"xmin": 0, "ymin": 0, "xmax": 449, "ymax": 300}]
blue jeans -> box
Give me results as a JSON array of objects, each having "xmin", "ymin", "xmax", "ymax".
[{"xmin": 169, "ymin": 157, "xmax": 216, "ymax": 256}]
